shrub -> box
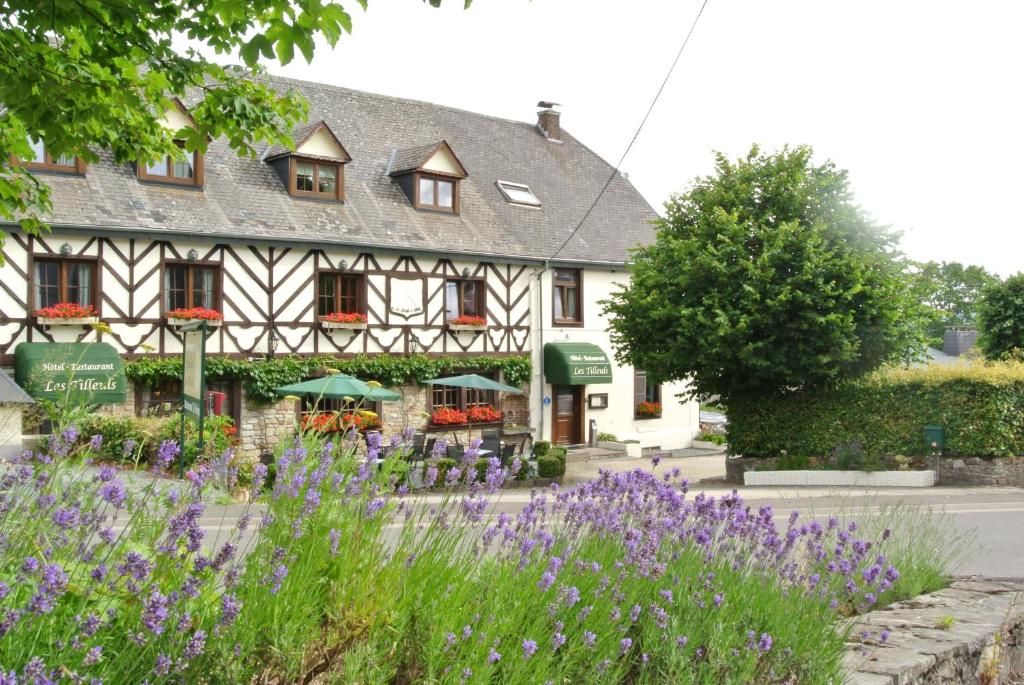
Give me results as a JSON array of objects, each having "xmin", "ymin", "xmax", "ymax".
[
  {"xmin": 533, "ymin": 440, "xmax": 551, "ymax": 457},
  {"xmin": 728, "ymin": 361, "xmax": 1024, "ymax": 458},
  {"xmin": 434, "ymin": 457, "xmax": 457, "ymax": 484},
  {"xmin": 474, "ymin": 457, "xmax": 491, "ymax": 482},
  {"xmin": 156, "ymin": 413, "xmax": 239, "ymax": 467},
  {"xmin": 512, "ymin": 458, "xmax": 530, "ymax": 480},
  {"xmin": 977, "ymin": 274, "xmax": 1024, "ymax": 359},
  {"xmin": 596, "ymin": 431, "xmax": 618, "ymax": 442},
  {"xmin": 79, "ymin": 414, "xmax": 164, "ymax": 465},
  {"xmin": 696, "ymin": 431, "xmax": 727, "ymax": 445},
  {"xmin": 549, "ymin": 446, "xmax": 568, "ymax": 466},
  {"xmin": 536, "ymin": 455, "xmax": 564, "ymax": 479}
]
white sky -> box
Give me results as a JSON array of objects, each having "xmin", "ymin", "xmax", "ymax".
[{"xmin": 248, "ymin": 0, "xmax": 1022, "ymax": 276}]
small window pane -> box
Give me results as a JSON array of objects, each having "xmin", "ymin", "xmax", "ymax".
[
  {"xmin": 565, "ymin": 287, "xmax": 578, "ymax": 320},
  {"xmin": 419, "ymin": 177, "xmax": 435, "ymax": 206},
  {"xmin": 444, "ymin": 281, "xmax": 459, "ymax": 321},
  {"xmin": 29, "ymin": 139, "xmax": 46, "ymax": 164},
  {"xmin": 165, "ymin": 265, "xmax": 187, "ymax": 311},
  {"xmin": 462, "ymin": 281, "xmax": 479, "ymax": 317},
  {"xmin": 194, "ymin": 268, "xmax": 215, "ymax": 308},
  {"xmin": 554, "ymin": 269, "xmax": 577, "ymax": 283},
  {"xmin": 318, "ymin": 165, "xmax": 337, "ymax": 194},
  {"xmin": 499, "ymin": 182, "xmax": 540, "ymax": 205},
  {"xmin": 317, "ymin": 273, "xmax": 337, "ymax": 316},
  {"xmin": 67, "ymin": 263, "xmax": 93, "ymax": 306},
  {"xmin": 172, "ymin": 154, "xmax": 194, "ymax": 179},
  {"xmin": 296, "ymin": 163, "xmax": 314, "ymax": 192},
  {"xmin": 35, "ymin": 261, "xmax": 60, "ymax": 308},
  {"xmin": 438, "ymin": 180, "xmax": 454, "ymax": 208},
  {"xmin": 54, "ymin": 153, "xmax": 76, "ymax": 168},
  {"xmin": 339, "ymin": 275, "xmax": 360, "ymax": 313},
  {"xmin": 553, "ymin": 288, "xmax": 564, "ymax": 320},
  {"xmin": 147, "ymin": 157, "xmax": 169, "ymax": 177}
]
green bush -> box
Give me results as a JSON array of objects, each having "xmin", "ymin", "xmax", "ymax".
[
  {"xmin": 549, "ymin": 446, "xmax": 568, "ymax": 466},
  {"xmin": 596, "ymin": 432, "xmax": 618, "ymax": 442},
  {"xmin": 156, "ymin": 413, "xmax": 239, "ymax": 467},
  {"xmin": 536, "ymin": 455, "xmax": 564, "ymax": 479},
  {"xmin": 434, "ymin": 458, "xmax": 457, "ymax": 484},
  {"xmin": 79, "ymin": 415, "xmax": 164, "ymax": 465},
  {"xmin": 474, "ymin": 458, "xmax": 490, "ymax": 482},
  {"xmin": 729, "ymin": 361, "xmax": 1024, "ymax": 458},
  {"xmin": 696, "ymin": 431, "xmax": 727, "ymax": 445},
  {"xmin": 513, "ymin": 458, "xmax": 530, "ymax": 480},
  {"xmin": 533, "ymin": 440, "xmax": 551, "ymax": 457}
]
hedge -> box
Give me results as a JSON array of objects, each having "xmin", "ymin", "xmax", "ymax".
[{"xmin": 728, "ymin": 362, "xmax": 1024, "ymax": 458}]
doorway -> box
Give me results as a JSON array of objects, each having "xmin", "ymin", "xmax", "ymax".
[{"xmin": 552, "ymin": 384, "xmax": 583, "ymax": 446}]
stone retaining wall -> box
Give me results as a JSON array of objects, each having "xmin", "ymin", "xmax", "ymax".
[
  {"xmin": 845, "ymin": 577, "xmax": 1024, "ymax": 684},
  {"xmin": 726, "ymin": 455, "xmax": 1024, "ymax": 487}
]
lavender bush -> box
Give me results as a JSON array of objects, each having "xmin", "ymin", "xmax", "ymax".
[{"xmin": 0, "ymin": 427, "xmax": 913, "ymax": 683}]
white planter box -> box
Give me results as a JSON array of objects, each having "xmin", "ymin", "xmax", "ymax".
[
  {"xmin": 320, "ymin": 321, "xmax": 367, "ymax": 330},
  {"xmin": 36, "ymin": 316, "xmax": 99, "ymax": 326},
  {"xmin": 625, "ymin": 443, "xmax": 643, "ymax": 458},
  {"xmin": 448, "ymin": 324, "xmax": 487, "ymax": 332},
  {"xmin": 167, "ymin": 318, "xmax": 222, "ymax": 328},
  {"xmin": 744, "ymin": 470, "xmax": 936, "ymax": 488}
]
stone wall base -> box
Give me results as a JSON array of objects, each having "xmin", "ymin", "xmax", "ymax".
[{"xmin": 845, "ymin": 577, "xmax": 1024, "ymax": 684}]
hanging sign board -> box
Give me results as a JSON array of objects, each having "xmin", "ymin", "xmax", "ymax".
[
  {"xmin": 14, "ymin": 342, "xmax": 127, "ymax": 405},
  {"xmin": 181, "ymin": 327, "xmax": 206, "ymax": 423}
]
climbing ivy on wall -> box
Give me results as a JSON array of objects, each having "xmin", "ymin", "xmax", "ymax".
[{"xmin": 124, "ymin": 353, "xmax": 532, "ymax": 406}]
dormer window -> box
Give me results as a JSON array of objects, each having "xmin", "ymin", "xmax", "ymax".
[
  {"xmin": 388, "ymin": 140, "xmax": 468, "ymax": 215},
  {"xmin": 15, "ymin": 138, "xmax": 85, "ymax": 174},
  {"xmin": 140, "ymin": 140, "xmax": 201, "ymax": 185},
  {"xmin": 137, "ymin": 99, "xmax": 205, "ymax": 187},
  {"xmin": 418, "ymin": 175, "xmax": 455, "ymax": 211},
  {"xmin": 264, "ymin": 120, "xmax": 350, "ymax": 202},
  {"xmin": 496, "ymin": 180, "xmax": 541, "ymax": 207}
]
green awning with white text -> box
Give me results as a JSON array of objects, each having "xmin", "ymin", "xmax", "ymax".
[{"xmin": 543, "ymin": 342, "xmax": 613, "ymax": 385}]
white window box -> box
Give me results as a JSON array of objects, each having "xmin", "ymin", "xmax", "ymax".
[
  {"xmin": 36, "ymin": 316, "xmax": 99, "ymax": 327},
  {"xmin": 166, "ymin": 317, "xmax": 223, "ymax": 328},
  {"xmin": 448, "ymin": 324, "xmax": 487, "ymax": 332},
  {"xmin": 320, "ymin": 321, "xmax": 368, "ymax": 330}
]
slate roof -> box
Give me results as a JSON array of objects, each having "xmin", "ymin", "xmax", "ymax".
[
  {"xmin": 0, "ymin": 372, "xmax": 33, "ymax": 404},
  {"xmin": 388, "ymin": 141, "xmax": 464, "ymax": 177},
  {"xmin": 26, "ymin": 74, "xmax": 659, "ymax": 264}
]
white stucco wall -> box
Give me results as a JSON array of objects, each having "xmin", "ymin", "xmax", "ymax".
[
  {"xmin": 0, "ymin": 405, "xmax": 23, "ymax": 459},
  {"xmin": 296, "ymin": 128, "xmax": 347, "ymax": 160},
  {"xmin": 530, "ymin": 267, "xmax": 698, "ymax": 450}
]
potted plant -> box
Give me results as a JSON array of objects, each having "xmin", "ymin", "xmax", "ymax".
[
  {"xmin": 320, "ymin": 312, "xmax": 368, "ymax": 330},
  {"xmin": 635, "ymin": 401, "xmax": 663, "ymax": 419},
  {"xmin": 447, "ymin": 315, "xmax": 487, "ymax": 332},
  {"xmin": 166, "ymin": 307, "xmax": 224, "ymax": 327},
  {"xmin": 34, "ymin": 302, "xmax": 99, "ymax": 326}
]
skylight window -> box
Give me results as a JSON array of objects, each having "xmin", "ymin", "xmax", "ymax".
[{"xmin": 496, "ymin": 180, "xmax": 541, "ymax": 206}]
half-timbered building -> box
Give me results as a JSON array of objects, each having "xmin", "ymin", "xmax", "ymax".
[{"xmin": 0, "ymin": 76, "xmax": 698, "ymax": 456}]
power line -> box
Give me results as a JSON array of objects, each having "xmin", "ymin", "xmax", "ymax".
[{"xmin": 550, "ymin": 0, "xmax": 711, "ymax": 260}]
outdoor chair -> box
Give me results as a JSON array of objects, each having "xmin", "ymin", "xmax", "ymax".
[
  {"xmin": 481, "ymin": 429, "xmax": 500, "ymax": 442},
  {"xmin": 480, "ymin": 437, "xmax": 501, "ymax": 456},
  {"xmin": 409, "ymin": 432, "xmax": 426, "ymax": 460},
  {"xmin": 422, "ymin": 437, "xmax": 437, "ymax": 460},
  {"xmin": 447, "ymin": 444, "xmax": 466, "ymax": 461},
  {"xmin": 500, "ymin": 442, "xmax": 517, "ymax": 465}
]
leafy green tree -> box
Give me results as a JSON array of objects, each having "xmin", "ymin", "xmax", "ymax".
[
  {"xmin": 909, "ymin": 261, "xmax": 1000, "ymax": 346},
  {"xmin": 603, "ymin": 145, "xmax": 925, "ymax": 405},
  {"xmin": 0, "ymin": 0, "xmax": 466, "ymax": 247},
  {"xmin": 977, "ymin": 274, "xmax": 1024, "ymax": 359}
]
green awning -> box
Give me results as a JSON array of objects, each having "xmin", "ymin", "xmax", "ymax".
[
  {"xmin": 14, "ymin": 342, "xmax": 127, "ymax": 405},
  {"xmin": 543, "ymin": 342, "xmax": 613, "ymax": 385}
]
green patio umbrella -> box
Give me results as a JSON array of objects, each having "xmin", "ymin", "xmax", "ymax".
[
  {"xmin": 364, "ymin": 386, "xmax": 402, "ymax": 402},
  {"xmin": 424, "ymin": 374, "xmax": 524, "ymax": 446},
  {"xmin": 423, "ymin": 374, "xmax": 524, "ymax": 394},
  {"xmin": 276, "ymin": 373, "xmax": 373, "ymax": 400}
]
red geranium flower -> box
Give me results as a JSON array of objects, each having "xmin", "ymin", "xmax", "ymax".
[
  {"xmin": 166, "ymin": 307, "xmax": 223, "ymax": 321},
  {"xmin": 34, "ymin": 302, "xmax": 96, "ymax": 319},
  {"xmin": 322, "ymin": 312, "xmax": 368, "ymax": 324}
]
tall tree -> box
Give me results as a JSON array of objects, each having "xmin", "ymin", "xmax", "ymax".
[
  {"xmin": 603, "ymin": 145, "xmax": 925, "ymax": 406},
  {"xmin": 977, "ymin": 274, "xmax": 1024, "ymax": 359},
  {"xmin": 909, "ymin": 260, "xmax": 1000, "ymax": 346},
  {"xmin": 0, "ymin": 0, "xmax": 466, "ymax": 247}
]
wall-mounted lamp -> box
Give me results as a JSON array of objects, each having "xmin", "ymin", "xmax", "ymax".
[{"xmin": 267, "ymin": 329, "xmax": 279, "ymax": 360}]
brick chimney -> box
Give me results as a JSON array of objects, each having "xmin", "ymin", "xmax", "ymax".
[{"xmin": 536, "ymin": 101, "xmax": 562, "ymax": 142}]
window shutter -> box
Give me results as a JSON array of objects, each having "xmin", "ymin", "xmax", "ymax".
[{"xmin": 634, "ymin": 370, "xmax": 647, "ymax": 410}]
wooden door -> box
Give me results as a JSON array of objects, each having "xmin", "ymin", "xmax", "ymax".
[{"xmin": 552, "ymin": 385, "xmax": 583, "ymax": 445}]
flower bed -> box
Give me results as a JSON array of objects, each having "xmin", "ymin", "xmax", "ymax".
[
  {"xmin": 34, "ymin": 302, "xmax": 98, "ymax": 325},
  {"xmin": 166, "ymin": 307, "xmax": 223, "ymax": 327},
  {"xmin": 0, "ymin": 421, "xmax": 945, "ymax": 683},
  {"xmin": 299, "ymin": 410, "xmax": 381, "ymax": 433},
  {"xmin": 429, "ymin": 405, "xmax": 503, "ymax": 427}
]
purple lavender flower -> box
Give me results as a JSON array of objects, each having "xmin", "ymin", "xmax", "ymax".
[
  {"xmin": 521, "ymin": 639, "xmax": 538, "ymax": 658},
  {"xmin": 552, "ymin": 632, "xmax": 567, "ymax": 650},
  {"xmin": 488, "ymin": 647, "xmax": 502, "ymax": 663},
  {"xmin": 620, "ymin": 637, "xmax": 633, "ymax": 655},
  {"xmin": 583, "ymin": 630, "xmax": 597, "ymax": 648},
  {"xmin": 153, "ymin": 653, "xmax": 171, "ymax": 676},
  {"xmin": 83, "ymin": 645, "xmax": 103, "ymax": 666},
  {"xmin": 100, "ymin": 480, "xmax": 127, "ymax": 508},
  {"xmin": 329, "ymin": 528, "xmax": 341, "ymax": 555},
  {"xmin": 220, "ymin": 593, "xmax": 242, "ymax": 626},
  {"xmin": 184, "ymin": 629, "xmax": 207, "ymax": 658},
  {"xmin": 88, "ymin": 434, "xmax": 103, "ymax": 451},
  {"xmin": 759, "ymin": 633, "xmax": 773, "ymax": 652},
  {"xmin": 141, "ymin": 590, "xmax": 170, "ymax": 635}
]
